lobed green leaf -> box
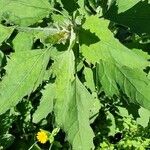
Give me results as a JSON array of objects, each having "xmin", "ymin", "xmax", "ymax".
[
  {"xmin": 0, "ymin": 49, "xmax": 51, "ymax": 114},
  {"xmin": 53, "ymin": 50, "xmax": 94, "ymax": 150}
]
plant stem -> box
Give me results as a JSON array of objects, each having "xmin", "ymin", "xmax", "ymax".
[
  {"xmin": 28, "ymin": 141, "xmax": 37, "ymax": 150},
  {"xmin": 49, "ymin": 143, "xmax": 53, "ymax": 150}
]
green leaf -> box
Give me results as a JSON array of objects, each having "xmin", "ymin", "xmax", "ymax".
[
  {"xmin": 33, "ymin": 83, "xmax": 55, "ymax": 123},
  {"xmin": 13, "ymin": 32, "xmax": 34, "ymax": 52},
  {"xmin": 96, "ymin": 60, "xmax": 150, "ymax": 110},
  {"xmin": 116, "ymin": 0, "xmax": 140, "ymax": 13},
  {"xmin": 84, "ymin": 67, "xmax": 95, "ymax": 92},
  {"xmin": 136, "ymin": 107, "xmax": 150, "ymax": 128},
  {"xmin": 0, "ymin": 0, "xmax": 51, "ymax": 26},
  {"xmin": 107, "ymin": 112, "xmax": 116, "ymax": 136},
  {"xmin": 52, "ymin": 128, "xmax": 60, "ymax": 136},
  {"xmin": 0, "ymin": 49, "xmax": 51, "ymax": 114},
  {"xmin": 80, "ymin": 16, "xmax": 149, "ymax": 69},
  {"xmin": 55, "ymin": 78, "xmax": 95, "ymax": 150},
  {"xmin": 0, "ymin": 24, "xmax": 14, "ymax": 45},
  {"xmin": 80, "ymin": 16, "xmax": 150, "ymax": 109},
  {"xmin": 53, "ymin": 50, "xmax": 94, "ymax": 150},
  {"xmin": 96, "ymin": 60, "xmax": 119, "ymax": 96},
  {"xmin": 117, "ymin": 106, "xmax": 129, "ymax": 117}
]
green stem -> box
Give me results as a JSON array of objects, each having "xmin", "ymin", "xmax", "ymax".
[
  {"xmin": 28, "ymin": 141, "xmax": 37, "ymax": 150},
  {"xmin": 49, "ymin": 143, "xmax": 53, "ymax": 150}
]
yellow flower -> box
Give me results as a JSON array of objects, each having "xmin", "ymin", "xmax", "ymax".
[{"xmin": 36, "ymin": 130, "xmax": 48, "ymax": 144}]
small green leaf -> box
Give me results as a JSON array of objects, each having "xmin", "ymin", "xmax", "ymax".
[
  {"xmin": 49, "ymin": 135, "xmax": 54, "ymax": 143},
  {"xmin": 117, "ymin": 106, "xmax": 129, "ymax": 117},
  {"xmin": 136, "ymin": 107, "xmax": 150, "ymax": 128},
  {"xmin": 52, "ymin": 128, "xmax": 60, "ymax": 136},
  {"xmin": 107, "ymin": 112, "xmax": 116, "ymax": 136},
  {"xmin": 0, "ymin": 24, "xmax": 14, "ymax": 45}
]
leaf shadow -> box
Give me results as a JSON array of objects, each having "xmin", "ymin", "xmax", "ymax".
[
  {"xmin": 79, "ymin": 28, "xmax": 100, "ymax": 46},
  {"xmin": 105, "ymin": 0, "xmax": 150, "ymax": 35}
]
